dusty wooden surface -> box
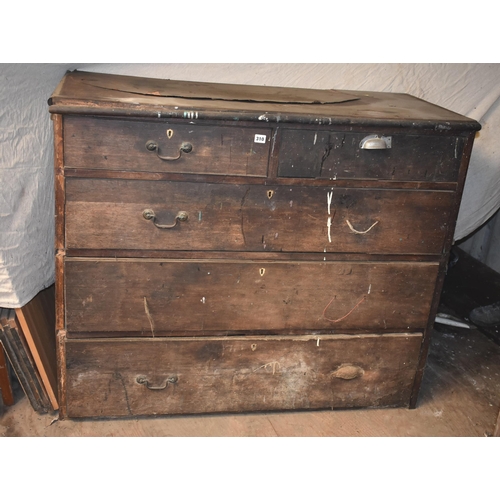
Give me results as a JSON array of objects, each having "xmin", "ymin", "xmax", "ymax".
[
  {"xmin": 48, "ymin": 71, "xmax": 481, "ymax": 130},
  {"xmin": 2, "ymin": 326, "xmax": 499, "ymax": 436},
  {"xmin": 64, "ymin": 334, "xmax": 422, "ymax": 418},
  {"xmin": 64, "ymin": 116, "xmax": 272, "ymax": 176},
  {"xmin": 65, "ymin": 178, "xmax": 455, "ymax": 255},
  {"xmin": 64, "ymin": 259, "xmax": 438, "ymax": 334},
  {"xmin": 278, "ymin": 129, "xmax": 464, "ymax": 181},
  {"xmin": 50, "ymin": 71, "xmax": 480, "ymax": 418}
]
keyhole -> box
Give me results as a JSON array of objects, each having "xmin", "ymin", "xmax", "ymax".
[
  {"xmin": 259, "ymin": 268, "xmax": 266, "ymax": 277},
  {"xmin": 267, "ymin": 190, "xmax": 274, "ymax": 199},
  {"xmin": 166, "ymin": 129, "xmax": 174, "ymax": 139}
]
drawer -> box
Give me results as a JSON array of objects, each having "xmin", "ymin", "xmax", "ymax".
[
  {"xmin": 63, "ymin": 116, "xmax": 271, "ymax": 177},
  {"xmin": 65, "ymin": 259, "xmax": 439, "ymax": 335},
  {"xmin": 66, "ymin": 178, "xmax": 455, "ymax": 255},
  {"xmin": 278, "ymin": 129, "xmax": 464, "ymax": 182},
  {"xmin": 64, "ymin": 333, "xmax": 423, "ymax": 417}
]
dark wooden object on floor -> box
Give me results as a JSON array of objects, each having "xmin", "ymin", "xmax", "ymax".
[
  {"xmin": 49, "ymin": 71, "xmax": 480, "ymax": 419},
  {"xmin": 0, "ymin": 309, "xmax": 51, "ymax": 413},
  {"xmin": 0, "ymin": 342, "xmax": 14, "ymax": 406},
  {"xmin": 440, "ymin": 246, "xmax": 500, "ymax": 345},
  {"xmin": 15, "ymin": 285, "xmax": 58, "ymax": 410}
]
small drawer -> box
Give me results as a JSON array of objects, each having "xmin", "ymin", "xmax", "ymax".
[
  {"xmin": 65, "ymin": 178, "xmax": 455, "ymax": 255},
  {"xmin": 63, "ymin": 116, "xmax": 271, "ymax": 177},
  {"xmin": 278, "ymin": 129, "xmax": 464, "ymax": 182},
  {"xmin": 64, "ymin": 333, "xmax": 423, "ymax": 417},
  {"xmin": 64, "ymin": 258, "xmax": 439, "ymax": 335}
]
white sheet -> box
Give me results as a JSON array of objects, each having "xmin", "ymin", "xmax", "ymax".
[{"xmin": 1, "ymin": 63, "xmax": 499, "ymax": 307}]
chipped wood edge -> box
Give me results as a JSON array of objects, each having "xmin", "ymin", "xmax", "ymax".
[
  {"xmin": 56, "ymin": 329, "xmax": 67, "ymax": 419},
  {"xmin": 53, "ymin": 114, "xmax": 66, "ymax": 333},
  {"xmin": 66, "ymin": 332, "xmax": 424, "ymax": 345},
  {"xmin": 494, "ymin": 409, "xmax": 500, "ymax": 437}
]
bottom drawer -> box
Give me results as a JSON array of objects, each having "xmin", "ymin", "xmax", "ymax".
[{"xmin": 65, "ymin": 333, "xmax": 423, "ymax": 418}]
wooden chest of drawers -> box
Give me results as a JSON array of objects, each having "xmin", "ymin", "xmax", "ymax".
[{"xmin": 49, "ymin": 71, "xmax": 480, "ymax": 418}]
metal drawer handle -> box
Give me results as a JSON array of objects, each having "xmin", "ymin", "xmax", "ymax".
[
  {"xmin": 359, "ymin": 135, "xmax": 392, "ymax": 149},
  {"xmin": 145, "ymin": 140, "xmax": 193, "ymax": 161},
  {"xmin": 136, "ymin": 375, "xmax": 178, "ymax": 390},
  {"xmin": 332, "ymin": 364, "xmax": 365, "ymax": 380},
  {"xmin": 142, "ymin": 208, "xmax": 188, "ymax": 229}
]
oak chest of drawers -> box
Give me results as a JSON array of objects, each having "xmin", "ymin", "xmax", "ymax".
[{"xmin": 49, "ymin": 71, "xmax": 480, "ymax": 418}]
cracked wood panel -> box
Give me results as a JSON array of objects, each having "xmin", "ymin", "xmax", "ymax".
[
  {"xmin": 64, "ymin": 259, "xmax": 439, "ymax": 335},
  {"xmin": 52, "ymin": 71, "xmax": 360, "ymax": 105},
  {"xmin": 65, "ymin": 178, "xmax": 455, "ymax": 255},
  {"xmin": 64, "ymin": 333, "xmax": 423, "ymax": 418},
  {"xmin": 63, "ymin": 116, "xmax": 271, "ymax": 176},
  {"xmin": 278, "ymin": 129, "xmax": 465, "ymax": 182},
  {"xmin": 49, "ymin": 72, "xmax": 481, "ymax": 130}
]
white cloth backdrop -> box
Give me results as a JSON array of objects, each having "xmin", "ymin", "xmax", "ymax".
[{"xmin": 1, "ymin": 63, "xmax": 499, "ymax": 307}]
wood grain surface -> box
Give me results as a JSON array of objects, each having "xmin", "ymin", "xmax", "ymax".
[
  {"xmin": 64, "ymin": 259, "xmax": 439, "ymax": 334},
  {"xmin": 64, "ymin": 333, "xmax": 423, "ymax": 418},
  {"xmin": 64, "ymin": 116, "xmax": 271, "ymax": 176},
  {"xmin": 47, "ymin": 71, "xmax": 481, "ymax": 419},
  {"xmin": 278, "ymin": 129, "xmax": 464, "ymax": 182},
  {"xmin": 65, "ymin": 178, "xmax": 455, "ymax": 255}
]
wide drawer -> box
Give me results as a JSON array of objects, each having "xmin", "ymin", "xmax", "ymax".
[
  {"xmin": 65, "ymin": 258, "xmax": 439, "ymax": 335},
  {"xmin": 63, "ymin": 116, "xmax": 271, "ymax": 177},
  {"xmin": 65, "ymin": 178, "xmax": 455, "ymax": 255},
  {"xmin": 278, "ymin": 128, "xmax": 464, "ymax": 182},
  {"xmin": 64, "ymin": 333, "xmax": 423, "ymax": 417}
]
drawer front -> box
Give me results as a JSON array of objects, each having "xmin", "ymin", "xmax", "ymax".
[
  {"xmin": 278, "ymin": 129, "xmax": 464, "ymax": 182},
  {"xmin": 65, "ymin": 259, "xmax": 439, "ymax": 334},
  {"xmin": 63, "ymin": 116, "xmax": 271, "ymax": 177},
  {"xmin": 65, "ymin": 333, "xmax": 423, "ymax": 417},
  {"xmin": 66, "ymin": 178, "xmax": 455, "ymax": 255}
]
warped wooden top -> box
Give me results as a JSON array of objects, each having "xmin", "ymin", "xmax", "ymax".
[{"xmin": 49, "ymin": 71, "xmax": 481, "ymax": 131}]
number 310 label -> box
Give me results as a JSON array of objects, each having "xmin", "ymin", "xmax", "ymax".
[{"xmin": 254, "ymin": 134, "xmax": 267, "ymax": 143}]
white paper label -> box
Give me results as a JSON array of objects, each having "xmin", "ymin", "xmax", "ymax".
[{"xmin": 254, "ymin": 134, "xmax": 267, "ymax": 143}]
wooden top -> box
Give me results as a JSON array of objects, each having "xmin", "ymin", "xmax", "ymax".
[{"xmin": 49, "ymin": 71, "xmax": 481, "ymax": 131}]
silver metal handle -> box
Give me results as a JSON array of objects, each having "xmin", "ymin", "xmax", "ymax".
[{"xmin": 359, "ymin": 135, "xmax": 392, "ymax": 149}]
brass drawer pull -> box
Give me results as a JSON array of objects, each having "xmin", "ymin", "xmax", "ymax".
[
  {"xmin": 332, "ymin": 364, "xmax": 365, "ymax": 380},
  {"xmin": 136, "ymin": 375, "xmax": 178, "ymax": 390},
  {"xmin": 145, "ymin": 140, "xmax": 193, "ymax": 161},
  {"xmin": 142, "ymin": 209, "xmax": 188, "ymax": 229}
]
